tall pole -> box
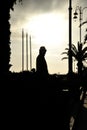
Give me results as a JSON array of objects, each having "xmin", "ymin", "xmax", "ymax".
[
  {"xmin": 26, "ymin": 32, "xmax": 28, "ymax": 71},
  {"xmin": 68, "ymin": 0, "xmax": 72, "ymax": 74},
  {"xmin": 30, "ymin": 35, "xmax": 32, "ymax": 70},
  {"xmin": 22, "ymin": 28, "xmax": 24, "ymax": 71},
  {"xmin": 79, "ymin": 7, "xmax": 82, "ymax": 44}
]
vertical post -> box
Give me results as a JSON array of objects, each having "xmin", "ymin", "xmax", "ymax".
[
  {"xmin": 68, "ymin": 0, "xmax": 72, "ymax": 74},
  {"xmin": 26, "ymin": 32, "xmax": 28, "ymax": 71},
  {"xmin": 30, "ymin": 35, "xmax": 32, "ymax": 70},
  {"xmin": 79, "ymin": 7, "xmax": 82, "ymax": 44},
  {"xmin": 22, "ymin": 28, "xmax": 24, "ymax": 71}
]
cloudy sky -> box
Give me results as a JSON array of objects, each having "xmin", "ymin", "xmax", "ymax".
[{"xmin": 10, "ymin": 0, "xmax": 87, "ymax": 74}]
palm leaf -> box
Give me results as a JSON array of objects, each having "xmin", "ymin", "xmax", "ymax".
[
  {"xmin": 82, "ymin": 47, "xmax": 87, "ymax": 54},
  {"xmin": 84, "ymin": 34, "xmax": 87, "ymax": 42},
  {"xmin": 82, "ymin": 53, "xmax": 87, "ymax": 60},
  {"xmin": 61, "ymin": 52, "xmax": 68, "ymax": 55},
  {"xmin": 61, "ymin": 57, "xmax": 68, "ymax": 60},
  {"xmin": 71, "ymin": 50, "xmax": 78, "ymax": 60},
  {"xmin": 71, "ymin": 48, "xmax": 77, "ymax": 56},
  {"xmin": 65, "ymin": 48, "xmax": 69, "ymax": 51},
  {"xmin": 72, "ymin": 44, "xmax": 78, "ymax": 53}
]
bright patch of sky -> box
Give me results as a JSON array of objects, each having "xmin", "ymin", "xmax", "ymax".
[{"xmin": 10, "ymin": 0, "xmax": 87, "ymax": 74}]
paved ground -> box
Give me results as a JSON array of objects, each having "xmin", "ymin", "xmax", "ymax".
[{"xmin": 70, "ymin": 91, "xmax": 87, "ymax": 130}]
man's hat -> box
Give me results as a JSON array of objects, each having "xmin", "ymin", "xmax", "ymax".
[{"xmin": 39, "ymin": 46, "xmax": 47, "ymax": 53}]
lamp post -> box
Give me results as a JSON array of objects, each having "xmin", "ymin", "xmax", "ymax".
[
  {"xmin": 68, "ymin": 0, "xmax": 73, "ymax": 74},
  {"xmin": 73, "ymin": 6, "xmax": 87, "ymax": 44},
  {"xmin": 73, "ymin": 6, "xmax": 87, "ymax": 77}
]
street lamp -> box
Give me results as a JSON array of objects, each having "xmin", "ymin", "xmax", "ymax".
[
  {"xmin": 73, "ymin": 6, "xmax": 87, "ymax": 44},
  {"xmin": 68, "ymin": 0, "xmax": 73, "ymax": 74}
]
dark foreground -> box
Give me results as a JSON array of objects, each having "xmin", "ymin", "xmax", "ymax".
[{"xmin": 1, "ymin": 71, "xmax": 87, "ymax": 130}]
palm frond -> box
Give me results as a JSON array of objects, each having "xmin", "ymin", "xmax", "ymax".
[
  {"xmin": 71, "ymin": 48, "xmax": 77, "ymax": 56},
  {"xmin": 84, "ymin": 34, "xmax": 87, "ymax": 43},
  {"xmin": 72, "ymin": 44, "xmax": 78, "ymax": 53},
  {"xmin": 65, "ymin": 48, "xmax": 69, "ymax": 51},
  {"xmin": 71, "ymin": 50, "xmax": 78, "ymax": 60},
  {"xmin": 82, "ymin": 53, "xmax": 87, "ymax": 60},
  {"xmin": 61, "ymin": 57, "xmax": 68, "ymax": 60},
  {"xmin": 61, "ymin": 52, "xmax": 68, "ymax": 55},
  {"xmin": 82, "ymin": 47, "xmax": 87, "ymax": 54}
]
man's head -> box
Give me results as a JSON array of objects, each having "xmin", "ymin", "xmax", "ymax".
[{"xmin": 39, "ymin": 46, "xmax": 47, "ymax": 55}]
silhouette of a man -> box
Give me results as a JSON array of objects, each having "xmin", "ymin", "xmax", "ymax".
[{"xmin": 36, "ymin": 46, "xmax": 49, "ymax": 78}]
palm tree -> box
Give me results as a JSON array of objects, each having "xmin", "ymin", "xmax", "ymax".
[{"xmin": 62, "ymin": 42, "xmax": 87, "ymax": 76}]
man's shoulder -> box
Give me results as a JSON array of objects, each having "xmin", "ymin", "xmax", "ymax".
[{"xmin": 37, "ymin": 55, "xmax": 43, "ymax": 60}]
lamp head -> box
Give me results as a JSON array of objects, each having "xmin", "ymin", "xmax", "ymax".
[
  {"xmin": 73, "ymin": 11, "xmax": 78, "ymax": 20},
  {"xmin": 74, "ymin": 11, "xmax": 78, "ymax": 16}
]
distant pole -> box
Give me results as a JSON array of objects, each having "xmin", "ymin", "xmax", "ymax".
[
  {"xmin": 68, "ymin": 0, "xmax": 72, "ymax": 74},
  {"xmin": 30, "ymin": 35, "xmax": 32, "ymax": 70},
  {"xmin": 22, "ymin": 28, "xmax": 24, "ymax": 71},
  {"xmin": 26, "ymin": 32, "xmax": 28, "ymax": 71}
]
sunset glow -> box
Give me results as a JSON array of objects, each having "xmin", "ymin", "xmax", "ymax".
[
  {"xmin": 10, "ymin": 0, "xmax": 87, "ymax": 74},
  {"xmin": 23, "ymin": 13, "xmax": 68, "ymax": 48}
]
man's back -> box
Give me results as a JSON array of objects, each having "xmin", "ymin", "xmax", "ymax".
[{"xmin": 36, "ymin": 46, "xmax": 48, "ymax": 78}]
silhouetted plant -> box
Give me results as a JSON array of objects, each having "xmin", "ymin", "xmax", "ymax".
[
  {"xmin": 84, "ymin": 34, "xmax": 87, "ymax": 44},
  {"xmin": 62, "ymin": 42, "xmax": 87, "ymax": 76},
  {"xmin": 0, "ymin": 0, "xmax": 22, "ymax": 77},
  {"xmin": 83, "ymin": 28, "xmax": 87, "ymax": 44}
]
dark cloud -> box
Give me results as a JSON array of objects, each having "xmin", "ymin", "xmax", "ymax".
[
  {"xmin": 13, "ymin": 0, "xmax": 87, "ymax": 14},
  {"xmin": 22, "ymin": 0, "xmax": 66, "ymax": 12},
  {"xmin": 11, "ymin": 0, "xmax": 67, "ymax": 26},
  {"xmin": 11, "ymin": 0, "xmax": 87, "ymax": 27},
  {"xmin": 14, "ymin": 0, "xmax": 67, "ymax": 14},
  {"xmin": 12, "ymin": 0, "xmax": 87, "ymax": 18}
]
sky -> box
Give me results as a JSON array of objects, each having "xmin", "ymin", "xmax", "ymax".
[{"xmin": 10, "ymin": 0, "xmax": 87, "ymax": 74}]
